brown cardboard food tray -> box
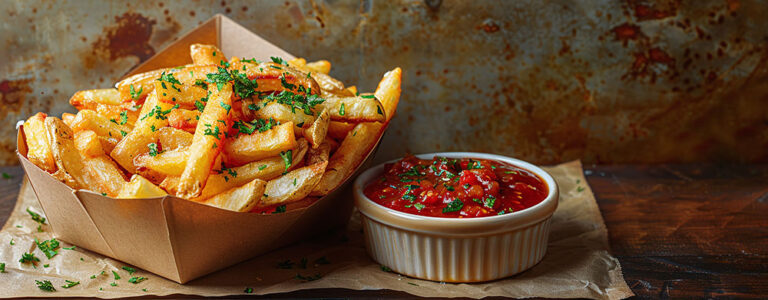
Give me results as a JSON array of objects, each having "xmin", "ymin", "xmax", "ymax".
[{"xmin": 15, "ymin": 15, "xmax": 387, "ymax": 284}]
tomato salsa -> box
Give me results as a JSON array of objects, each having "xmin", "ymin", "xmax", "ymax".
[{"xmin": 364, "ymin": 155, "xmax": 548, "ymax": 218}]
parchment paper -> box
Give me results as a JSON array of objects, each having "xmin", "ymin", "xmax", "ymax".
[{"xmin": 0, "ymin": 160, "xmax": 633, "ymax": 299}]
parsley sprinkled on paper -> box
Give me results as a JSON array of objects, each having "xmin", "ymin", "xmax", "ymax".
[
  {"xmin": 380, "ymin": 265, "xmax": 393, "ymax": 272},
  {"xmin": 128, "ymin": 277, "xmax": 147, "ymax": 284},
  {"xmin": 112, "ymin": 271, "xmax": 121, "ymax": 280},
  {"xmin": 122, "ymin": 266, "xmax": 136, "ymax": 275},
  {"xmin": 19, "ymin": 252, "xmax": 39, "ymax": 266},
  {"xmin": 0, "ymin": 263, "xmax": 5, "ymax": 273},
  {"xmin": 61, "ymin": 280, "xmax": 80, "ymax": 289},
  {"xmin": 2, "ymin": 172, "xmax": 12, "ymax": 179},
  {"xmin": 36, "ymin": 280, "xmax": 55, "ymax": 292},
  {"xmin": 35, "ymin": 238, "xmax": 60, "ymax": 259},
  {"xmin": 244, "ymin": 287, "xmax": 253, "ymax": 293},
  {"xmin": 27, "ymin": 208, "xmax": 46, "ymax": 224}
]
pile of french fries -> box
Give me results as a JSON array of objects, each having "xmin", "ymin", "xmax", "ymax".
[{"xmin": 21, "ymin": 44, "xmax": 401, "ymax": 213}]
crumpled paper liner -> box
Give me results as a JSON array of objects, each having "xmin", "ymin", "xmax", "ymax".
[{"xmin": 0, "ymin": 160, "xmax": 633, "ymax": 299}]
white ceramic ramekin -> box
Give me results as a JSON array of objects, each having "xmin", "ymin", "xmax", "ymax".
[{"xmin": 353, "ymin": 152, "xmax": 558, "ymax": 282}]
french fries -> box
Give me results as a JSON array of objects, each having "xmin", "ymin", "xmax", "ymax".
[
  {"xmin": 223, "ymin": 121, "xmax": 297, "ymax": 165},
  {"xmin": 118, "ymin": 175, "xmax": 167, "ymax": 198},
  {"xmin": 176, "ymin": 82, "xmax": 233, "ymax": 198},
  {"xmin": 23, "ymin": 113, "xmax": 56, "ymax": 172},
  {"xmin": 261, "ymin": 161, "xmax": 327, "ymax": 207},
  {"xmin": 20, "ymin": 44, "xmax": 402, "ymax": 212},
  {"xmin": 322, "ymin": 94, "xmax": 386, "ymax": 122},
  {"xmin": 202, "ymin": 178, "xmax": 266, "ymax": 212}
]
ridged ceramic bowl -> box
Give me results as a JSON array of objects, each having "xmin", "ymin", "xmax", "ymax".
[{"xmin": 353, "ymin": 152, "xmax": 558, "ymax": 282}]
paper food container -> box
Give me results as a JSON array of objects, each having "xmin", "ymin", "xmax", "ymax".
[{"xmin": 15, "ymin": 15, "xmax": 388, "ymax": 284}]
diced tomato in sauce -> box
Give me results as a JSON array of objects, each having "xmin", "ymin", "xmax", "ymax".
[{"xmin": 364, "ymin": 155, "xmax": 548, "ymax": 218}]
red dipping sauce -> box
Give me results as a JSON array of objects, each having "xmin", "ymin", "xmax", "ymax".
[{"xmin": 363, "ymin": 155, "xmax": 548, "ymax": 218}]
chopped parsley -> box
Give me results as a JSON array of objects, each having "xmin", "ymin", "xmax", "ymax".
[
  {"xmin": 413, "ymin": 203, "xmax": 425, "ymax": 211},
  {"xmin": 129, "ymin": 85, "xmax": 143, "ymax": 100},
  {"xmin": 128, "ymin": 277, "xmax": 147, "ymax": 284},
  {"xmin": 279, "ymin": 150, "xmax": 292, "ymax": 173},
  {"xmin": 360, "ymin": 94, "xmax": 376, "ymax": 99},
  {"xmin": 112, "ymin": 270, "xmax": 121, "ymax": 280},
  {"xmin": 36, "ymin": 280, "xmax": 55, "ymax": 292},
  {"xmin": 118, "ymin": 111, "xmax": 128, "ymax": 125},
  {"xmin": 157, "ymin": 72, "xmax": 182, "ymax": 92},
  {"xmin": 122, "ymin": 266, "xmax": 136, "ymax": 274},
  {"xmin": 219, "ymin": 101, "xmax": 231, "ymax": 114},
  {"xmin": 19, "ymin": 252, "xmax": 40, "ymax": 266},
  {"xmin": 63, "ymin": 246, "xmax": 76, "ymax": 250},
  {"xmin": 110, "ymin": 282, "xmax": 117, "ymax": 287},
  {"xmin": 380, "ymin": 265, "xmax": 393, "ymax": 272},
  {"xmin": 339, "ymin": 103, "xmax": 345, "ymax": 116},
  {"xmin": 194, "ymin": 79, "xmax": 208, "ymax": 90},
  {"xmin": 232, "ymin": 118, "xmax": 276, "ymax": 135},
  {"xmin": 27, "ymin": 208, "xmax": 46, "ymax": 224},
  {"xmin": 270, "ymin": 56, "xmax": 288, "ymax": 66},
  {"xmin": 442, "ymin": 199, "xmax": 464, "ymax": 213},
  {"xmin": 195, "ymin": 99, "xmax": 205, "ymax": 112},
  {"xmin": 10, "ymin": 239, "xmax": 14, "ymax": 245},
  {"xmin": 206, "ymin": 66, "xmax": 259, "ymax": 99},
  {"xmin": 147, "ymin": 143, "xmax": 160, "ymax": 157},
  {"xmin": 484, "ymin": 196, "xmax": 496, "ymax": 208},
  {"xmin": 2, "ymin": 172, "xmax": 11, "ymax": 179},
  {"xmin": 258, "ymin": 164, "xmax": 268, "ymax": 171},
  {"xmin": 272, "ymin": 205, "xmax": 286, "ymax": 214},
  {"xmin": 35, "ymin": 238, "xmax": 60, "ymax": 259},
  {"xmin": 61, "ymin": 280, "xmax": 79, "ymax": 289},
  {"xmin": 203, "ymin": 123, "xmax": 222, "ymax": 139},
  {"xmin": 244, "ymin": 287, "xmax": 253, "ymax": 293},
  {"xmin": 120, "ymin": 130, "xmax": 127, "ymax": 137},
  {"xmin": 263, "ymin": 91, "xmax": 325, "ymax": 116},
  {"xmin": 0, "ymin": 263, "xmax": 4, "ymax": 273},
  {"xmin": 140, "ymin": 104, "xmax": 177, "ymax": 121}
]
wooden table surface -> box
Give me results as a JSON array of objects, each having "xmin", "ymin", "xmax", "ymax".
[{"xmin": 0, "ymin": 163, "xmax": 766, "ymax": 299}]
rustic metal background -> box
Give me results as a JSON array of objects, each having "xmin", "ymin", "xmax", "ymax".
[{"xmin": 1, "ymin": 0, "xmax": 767, "ymax": 165}]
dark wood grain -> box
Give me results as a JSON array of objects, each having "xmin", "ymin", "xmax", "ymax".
[
  {"xmin": 584, "ymin": 164, "xmax": 768, "ymax": 299},
  {"xmin": 1, "ymin": 164, "xmax": 766, "ymax": 299}
]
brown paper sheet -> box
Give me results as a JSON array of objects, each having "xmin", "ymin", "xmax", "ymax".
[{"xmin": 0, "ymin": 160, "xmax": 633, "ymax": 299}]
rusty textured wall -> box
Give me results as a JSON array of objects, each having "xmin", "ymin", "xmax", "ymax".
[{"xmin": 1, "ymin": 0, "xmax": 767, "ymax": 165}]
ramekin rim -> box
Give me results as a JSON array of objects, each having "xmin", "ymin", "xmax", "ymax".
[{"xmin": 353, "ymin": 152, "xmax": 559, "ymax": 230}]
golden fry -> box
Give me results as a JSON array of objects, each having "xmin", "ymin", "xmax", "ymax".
[
  {"xmin": 176, "ymin": 83, "xmax": 233, "ymax": 198},
  {"xmin": 110, "ymin": 91, "xmax": 173, "ymax": 173},
  {"xmin": 261, "ymin": 161, "xmax": 327, "ymax": 207},
  {"xmin": 311, "ymin": 122, "xmax": 383, "ymax": 195},
  {"xmin": 168, "ymin": 109, "xmax": 200, "ymax": 133},
  {"xmin": 223, "ymin": 121, "xmax": 297, "ymax": 165},
  {"xmin": 323, "ymin": 94, "xmax": 386, "ymax": 122},
  {"xmin": 118, "ymin": 175, "xmax": 167, "ymax": 199},
  {"xmin": 202, "ymin": 178, "xmax": 266, "ymax": 212},
  {"xmin": 23, "ymin": 113, "xmax": 56, "ymax": 172},
  {"xmin": 190, "ymin": 44, "xmax": 227, "ymax": 66}
]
